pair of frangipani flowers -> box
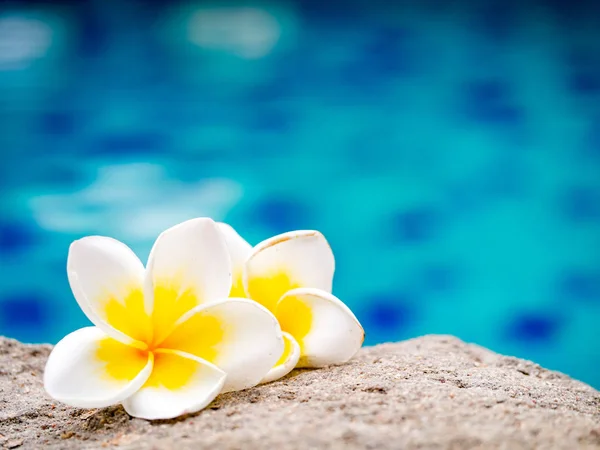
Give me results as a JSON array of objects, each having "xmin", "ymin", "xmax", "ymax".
[{"xmin": 44, "ymin": 218, "xmax": 364, "ymax": 420}]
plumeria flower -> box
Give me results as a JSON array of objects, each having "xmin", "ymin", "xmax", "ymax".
[
  {"xmin": 44, "ymin": 218, "xmax": 283, "ymax": 420},
  {"xmin": 218, "ymin": 224, "xmax": 364, "ymax": 383}
]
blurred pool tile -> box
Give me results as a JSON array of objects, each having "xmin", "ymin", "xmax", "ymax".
[
  {"xmin": 480, "ymin": 158, "xmax": 530, "ymax": 200},
  {"xmin": 249, "ymin": 107, "xmax": 295, "ymax": 133},
  {"xmin": 562, "ymin": 187, "xmax": 600, "ymax": 222},
  {"xmin": 421, "ymin": 264, "xmax": 460, "ymax": 293},
  {"xmin": 297, "ymin": 0, "xmax": 361, "ymax": 21},
  {"xmin": 393, "ymin": 207, "xmax": 441, "ymax": 244},
  {"xmin": 506, "ymin": 312, "xmax": 564, "ymax": 343},
  {"xmin": 547, "ymin": 0, "xmax": 596, "ymax": 22},
  {"xmin": 569, "ymin": 72, "xmax": 600, "ymax": 96},
  {"xmin": 445, "ymin": 183, "xmax": 488, "ymax": 215},
  {"xmin": 362, "ymin": 27, "xmax": 418, "ymax": 78},
  {"xmin": 90, "ymin": 133, "xmax": 169, "ymax": 156},
  {"xmin": 560, "ymin": 271, "xmax": 600, "ymax": 303},
  {"xmin": 359, "ymin": 293, "xmax": 417, "ymax": 343},
  {"xmin": 0, "ymin": 292, "xmax": 49, "ymax": 342},
  {"xmin": 586, "ymin": 120, "xmax": 600, "ymax": 159},
  {"xmin": 254, "ymin": 197, "xmax": 312, "ymax": 234},
  {"xmin": 0, "ymin": 220, "xmax": 37, "ymax": 254},
  {"xmin": 475, "ymin": 0, "xmax": 517, "ymax": 42},
  {"xmin": 36, "ymin": 160, "xmax": 86, "ymax": 188},
  {"xmin": 40, "ymin": 111, "xmax": 77, "ymax": 136},
  {"xmin": 462, "ymin": 79, "xmax": 524, "ymax": 127},
  {"xmin": 245, "ymin": 78, "xmax": 295, "ymax": 104}
]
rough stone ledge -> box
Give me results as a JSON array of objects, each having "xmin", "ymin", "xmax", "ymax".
[{"xmin": 1, "ymin": 335, "xmax": 598, "ymax": 449}]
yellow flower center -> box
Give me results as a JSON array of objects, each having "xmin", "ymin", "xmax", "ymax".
[
  {"xmin": 246, "ymin": 271, "xmax": 299, "ymax": 314},
  {"xmin": 275, "ymin": 294, "xmax": 312, "ymax": 353},
  {"xmin": 246, "ymin": 270, "xmax": 313, "ymax": 356},
  {"xmin": 97, "ymin": 282, "xmax": 224, "ymax": 390}
]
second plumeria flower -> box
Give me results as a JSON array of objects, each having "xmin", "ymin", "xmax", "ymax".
[
  {"xmin": 218, "ymin": 224, "xmax": 364, "ymax": 383},
  {"xmin": 44, "ymin": 218, "xmax": 283, "ymax": 420}
]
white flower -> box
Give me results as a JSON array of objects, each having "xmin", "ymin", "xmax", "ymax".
[
  {"xmin": 218, "ymin": 224, "xmax": 364, "ymax": 383},
  {"xmin": 44, "ymin": 218, "xmax": 283, "ymax": 420}
]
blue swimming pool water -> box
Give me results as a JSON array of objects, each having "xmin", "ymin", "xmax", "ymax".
[{"xmin": 0, "ymin": 0, "xmax": 599, "ymax": 388}]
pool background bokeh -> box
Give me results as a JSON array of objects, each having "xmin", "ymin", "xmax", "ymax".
[{"xmin": 0, "ymin": 0, "xmax": 599, "ymax": 388}]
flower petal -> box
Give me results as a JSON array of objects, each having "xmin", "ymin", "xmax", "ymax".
[
  {"xmin": 67, "ymin": 237, "xmax": 150, "ymax": 345},
  {"xmin": 275, "ymin": 288, "xmax": 364, "ymax": 368},
  {"xmin": 244, "ymin": 230, "xmax": 335, "ymax": 313},
  {"xmin": 217, "ymin": 222, "xmax": 253, "ymax": 297},
  {"xmin": 122, "ymin": 349, "xmax": 226, "ymax": 420},
  {"xmin": 44, "ymin": 327, "xmax": 153, "ymax": 408},
  {"xmin": 260, "ymin": 332, "xmax": 300, "ymax": 384},
  {"xmin": 145, "ymin": 218, "xmax": 232, "ymax": 345},
  {"xmin": 159, "ymin": 299, "xmax": 283, "ymax": 393}
]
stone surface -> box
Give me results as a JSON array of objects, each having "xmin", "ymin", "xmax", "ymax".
[{"xmin": 0, "ymin": 335, "xmax": 598, "ymax": 449}]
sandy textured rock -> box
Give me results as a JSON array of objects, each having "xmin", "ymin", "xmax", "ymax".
[{"xmin": 0, "ymin": 335, "xmax": 598, "ymax": 449}]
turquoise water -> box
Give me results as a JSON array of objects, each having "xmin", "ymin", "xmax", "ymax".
[{"xmin": 0, "ymin": 1, "xmax": 599, "ymax": 388}]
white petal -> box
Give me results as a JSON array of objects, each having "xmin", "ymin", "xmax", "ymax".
[
  {"xmin": 217, "ymin": 222, "xmax": 253, "ymax": 297},
  {"xmin": 276, "ymin": 288, "xmax": 364, "ymax": 368},
  {"xmin": 122, "ymin": 349, "xmax": 226, "ymax": 420},
  {"xmin": 244, "ymin": 230, "xmax": 335, "ymax": 313},
  {"xmin": 260, "ymin": 332, "xmax": 300, "ymax": 384},
  {"xmin": 44, "ymin": 327, "xmax": 152, "ymax": 408},
  {"xmin": 159, "ymin": 299, "xmax": 283, "ymax": 393},
  {"xmin": 67, "ymin": 237, "xmax": 150, "ymax": 345},
  {"xmin": 145, "ymin": 218, "xmax": 232, "ymax": 344}
]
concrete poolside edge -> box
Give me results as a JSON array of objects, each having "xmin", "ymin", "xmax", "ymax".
[{"xmin": 1, "ymin": 335, "xmax": 599, "ymax": 449}]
